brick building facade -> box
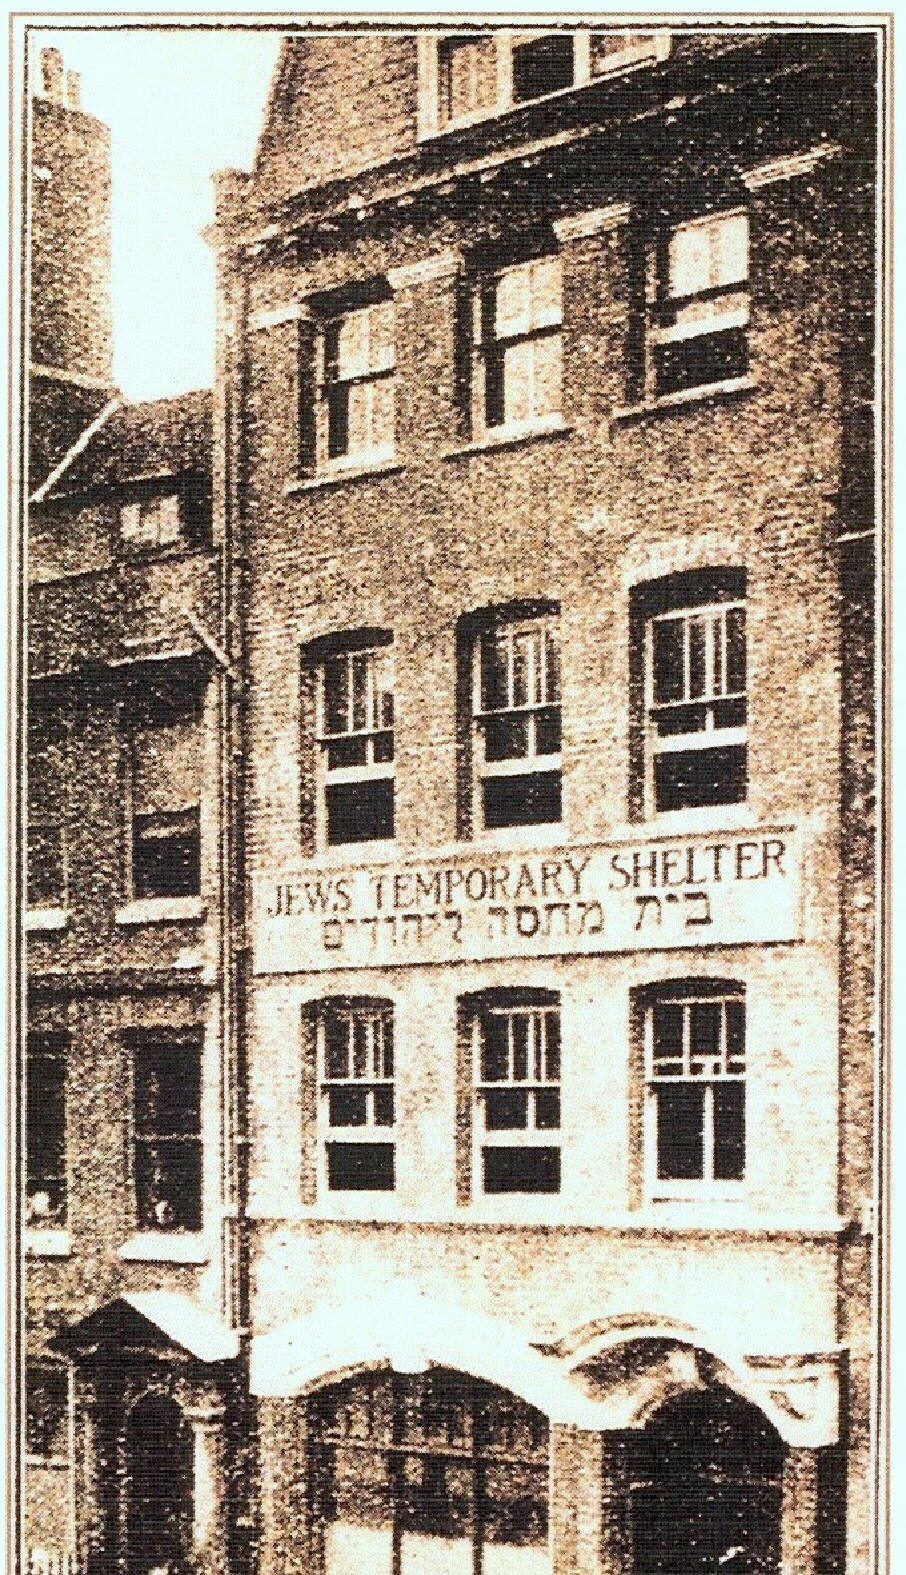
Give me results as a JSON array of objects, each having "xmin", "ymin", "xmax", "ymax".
[{"xmin": 24, "ymin": 25, "xmax": 881, "ymax": 1575}]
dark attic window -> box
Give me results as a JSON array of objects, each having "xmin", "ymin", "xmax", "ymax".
[{"xmin": 511, "ymin": 34, "xmax": 575, "ymax": 102}]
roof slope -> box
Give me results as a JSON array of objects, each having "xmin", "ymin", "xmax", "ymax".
[{"xmin": 44, "ymin": 387, "xmax": 212, "ymax": 498}]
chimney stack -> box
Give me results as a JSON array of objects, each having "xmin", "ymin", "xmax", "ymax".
[{"xmin": 40, "ymin": 47, "xmax": 64, "ymax": 104}]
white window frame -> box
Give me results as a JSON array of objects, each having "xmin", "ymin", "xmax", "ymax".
[
  {"xmin": 644, "ymin": 989, "xmax": 746, "ymax": 1200},
  {"xmin": 316, "ymin": 298, "xmax": 396, "ymax": 472},
  {"xmin": 471, "ymin": 614, "xmax": 562, "ymax": 834},
  {"xmin": 316, "ymin": 643, "xmax": 395, "ymax": 850},
  {"xmin": 646, "ymin": 597, "xmax": 747, "ymax": 816},
  {"xmin": 472, "ymin": 999, "xmax": 561, "ymax": 1195},
  {"xmin": 471, "ymin": 254, "xmax": 563, "ymax": 441},
  {"xmin": 318, "ymin": 1001, "xmax": 396, "ymax": 1194},
  {"xmin": 417, "ymin": 29, "xmax": 670, "ymax": 138}
]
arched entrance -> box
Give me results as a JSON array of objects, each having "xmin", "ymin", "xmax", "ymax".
[
  {"xmin": 631, "ymin": 1384, "xmax": 783, "ymax": 1575},
  {"xmin": 125, "ymin": 1393, "xmax": 194, "ymax": 1575},
  {"xmin": 310, "ymin": 1367, "xmax": 551, "ymax": 1575}
]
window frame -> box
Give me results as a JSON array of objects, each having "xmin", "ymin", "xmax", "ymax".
[
  {"xmin": 317, "ymin": 999, "xmax": 396, "ymax": 1194},
  {"xmin": 643, "ymin": 983, "xmax": 746, "ymax": 1200},
  {"xmin": 130, "ymin": 1031, "xmax": 203, "ymax": 1233},
  {"xmin": 418, "ymin": 29, "xmax": 670, "ymax": 137},
  {"xmin": 312, "ymin": 293, "xmax": 397, "ymax": 474},
  {"xmin": 646, "ymin": 595, "xmax": 748, "ymax": 815},
  {"xmin": 124, "ymin": 682, "xmax": 204, "ymax": 903},
  {"xmin": 25, "ymin": 1031, "xmax": 68, "ymax": 1228},
  {"xmin": 470, "ymin": 251, "xmax": 564, "ymax": 441},
  {"xmin": 647, "ymin": 207, "xmax": 751, "ymax": 400},
  {"xmin": 26, "ymin": 704, "xmax": 68, "ymax": 914},
  {"xmin": 470, "ymin": 992, "xmax": 561, "ymax": 1196},
  {"xmin": 119, "ymin": 491, "xmax": 183, "ymax": 552},
  {"xmin": 470, "ymin": 609, "xmax": 562, "ymax": 835},
  {"xmin": 25, "ymin": 1361, "xmax": 71, "ymax": 1467},
  {"xmin": 314, "ymin": 636, "xmax": 396, "ymax": 850}
]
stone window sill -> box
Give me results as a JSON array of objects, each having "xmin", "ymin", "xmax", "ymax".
[
  {"xmin": 25, "ymin": 1228, "xmax": 72, "ymax": 1258},
  {"xmin": 285, "ymin": 459, "xmax": 404, "ymax": 495},
  {"xmin": 612, "ymin": 376, "xmax": 756, "ymax": 422},
  {"xmin": 25, "ymin": 1454, "xmax": 70, "ymax": 1470},
  {"xmin": 118, "ymin": 1232, "xmax": 208, "ymax": 1264},
  {"xmin": 442, "ymin": 419, "xmax": 572, "ymax": 460},
  {"xmin": 25, "ymin": 908, "xmax": 69, "ymax": 933},
  {"xmin": 115, "ymin": 896, "xmax": 206, "ymax": 926}
]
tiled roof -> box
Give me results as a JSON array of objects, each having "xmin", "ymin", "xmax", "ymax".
[{"xmin": 45, "ymin": 387, "xmax": 212, "ymax": 498}]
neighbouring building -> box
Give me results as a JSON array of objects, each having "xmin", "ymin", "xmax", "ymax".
[
  {"xmin": 25, "ymin": 24, "xmax": 881, "ymax": 1575},
  {"xmin": 25, "ymin": 46, "xmax": 235, "ymax": 1575}
]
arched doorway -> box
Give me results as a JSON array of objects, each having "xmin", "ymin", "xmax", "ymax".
[
  {"xmin": 125, "ymin": 1393, "xmax": 193, "ymax": 1575},
  {"xmin": 631, "ymin": 1385, "xmax": 783, "ymax": 1575},
  {"xmin": 311, "ymin": 1368, "xmax": 550, "ymax": 1575}
]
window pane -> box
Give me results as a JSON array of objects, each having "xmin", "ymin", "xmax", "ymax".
[
  {"xmin": 352, "ymin": 1016, "xmax": 369, "ymax": 1079},
  {"xmin": 533, "ymin": 707, "xmax": 561, "ymax": 757},
  {"xmin": 481, "ymin": 633, "xmax": 509, "ymax": 713},
  {"xmin": 327, "ymin": 383, "xmax": 350, "ymax": 457},
  {"xmin": 512, "ymin": 1015, "xmax": 529, "ymax": 1081},
  {"xmin": 534, "ymin": 1089, "xmax": 560, "ymax": 1130},
  {"xmin": 512, "ymin": 632, "xmax": 532, "ymax": 707},
  {"xmin": 325, "ymin": 1015, "xmax": 350, "ymax": 1080},
  {"xmin": 530, "ymin": 332, "xmax": 562, "ymax": 420},
  {"xmin": 485, "ymin": 1089, "xmax": 529, "ymax": 1129},
  {"xmin": 495, "ymin": 265, "xmax": 532, "ymax": 338},
  {"xmin": 380, "ymin": 1015, "xmax": 394, "ymax": 1078},
  {"xmin": 482, "ymin": 771, "xmax": 561, "ymax": 827},
  {"xmin": 669, "ymin": 222, "xmax": 711, "ymax": 298},
  {"xmin": 327, "ymin": 1142, "xmax": 395, "ymax": 1191},
  {"xmin": 132, "ymin": 808, "xmax": 201, "ymax": 899},
  {"xmin": 530, "ymin": 257, "xmax": 562, "ymax": 328},
  {"xmin": 483, "ymin": 1146, "xmax": 560, "ymax": 1193},
  {"xmin": 484, "ymin": 715, "xmax": 530, "ymax": 761},
  {"xmin": 714, "ymin": 1082, "xmax": 745, "ymax": 1180},
  {"xmin": 336, "ymin": 310, "xmax": 369, "ymax": 379},
  {"xmin": 511, "ymin": 34, "xmax": 574, "ymax": 102},
  {"xmin": 688, "ymin": 615, "xmax": 707, "ymax": 700},
  {"xmin": 654, "ymin": 744, "xmax": 747, "ymax": 811},
  {"xmin": 374, "ymin": 1087, "xmax": 395, "ymax": 1127},
  {"xmin": 346, "ymin": 382, "xmax": 371, "ymax": 457},
  {"xmin": 726, "ymin": 1001, "xmax": 746, "ymax": 1072},
  {"xmin": 368, "ymin": 377, "xmax": 395, "ymax": 453},
  {"xmin": 544, "ymin": 630, "xmax": 561, "ymax": 702},
  {"xmin": 714, "ymin": 213, "xmax": 748, "ymax": 287},
  {"xmin": 689, "ymin": 1002, "xmax": 722, "ymax": 1075},
  {"xmin": 653, "ymin": 618, "xmax": 685, "ymax": 704},
  {"xmin": 329, "ymin": 1086, "xmax": 368, "ymax": 1126},
  {"xmin": 135, "ymin": 1042, "xmax": 201, "ymax": 1137},
  {"xmin": 375, "ymin": 654, "xmax": 395, "ymax": 731},
  {"xmin": 652, "ymin": 1003, "xmax": 684, "ymax": 1072},
  {"xmin": 327, "ymin": 736, "xmax": 369, "ymax": 770},
  {"xmin": 656, "ymin": 1085, "xmax": 704, "ymax": 1179},
  {"xmin": 135, "ymin": 1136, "xmax": 202, "ymax": 1229},
  {"xmin": 544, "ymin": 1014, "xmax": 560, "ymax": 1081},
  {"xmin": 26, "ymin": 1367, "xmax": 69, "ymax": 1460},
  {"xmin": 502, "ymin": 340, "xmax": 534, "ymax": 426},
  {"xmin": 324, "ymin": 655, "xmax": 350, "ymax": 735},
  {"xmin": 368, "ymin": 302, "xmax": 396, "ymax": 373},
  {"xmin": 726, "ymin": 606, "xmax": 746, "ymax": 693},
  {"xmin": 482, "ymin": 1016, "xmax": 509, "ymax": 1083},
  {"xmin": 26, "ymin": 1041, "xmax": 66, "ymax": 1222},
  {"xmin": 483, "ymin": 1462, "xmax": 549, "ymax": 1546},
  {"xmin": 591, "ymin": 31, "xmax": 652, "ymax": 70},
  {"xmin": 440, "ymin": 34, "xmax": 498, "ymax": 122},
  {"xmin": 326, "ymin": 779, "xmax": 394, "ymax": 844},
  {"xmin": 655, "ymin": 325, "xmax": 749, "ymax": 396}
]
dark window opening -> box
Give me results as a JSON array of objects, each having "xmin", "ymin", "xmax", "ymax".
[
  {"xmin": 482, "ymin": 771, "xmax": 561, "ymax": 827},
  {"xmin": 512, "ymin": 34, "xmax": 575, "ymax": 102},
  {"xmin": 133, "ymin": 1036, "xmax": 202, "ymax": 1230},
  {"xmin": 655, "ymin": 327, "xmax": 749, "ymax": 397},
  {"xmin": 132, "ymin": 807, "xmax": 201, "ymax": 898},
  {"xmin": 26, "ymin": 1365, "xmax": 69, "ymax": 1460},
  {"xmin": 327, "ymin": 779, "xmax": 394, "ymax": 844},
  {"xmin": 327, "ymin": 1141, "xmax": 395, "ymax": 1191},
  {"xmin": 26, "ymin": 1033, "xmax": 67, "ymax": 1225},
  {"xmin": 654, "ymin": 744, "xmax": 747, "ymax": 811},
  {"xmin": 483, "ymin": 1146, "xmax": 560, "ymax": 1193}
]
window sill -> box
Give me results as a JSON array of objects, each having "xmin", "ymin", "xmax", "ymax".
[
  {"xmin": 25, "ymin": 1228, "xmax": 72, "ymax": 1258},
  {"xmin": 285, "ymin": 459, "xmax": 404, "ymax": 495},
  {"xmin": 115, "ymin": 896, "xmax": 206, "ymax": 927},
  {"xmin": 25, "ymin": 1454, "xmax": 70, "ymax": 1470},
  {"xmin": 612, "ymin": 376, "xmax": 757, "ymax": 422},
  {"xmin": 442, "ymin": 419, "xmax": 572, "ymax": 460},
  {"xmin": 118, "ymin": 1232, "xmax": 208, "ymax": 1264},
  {"xmin": 25, "ymin": 908, "xmax": 69, "ymax": 933}
]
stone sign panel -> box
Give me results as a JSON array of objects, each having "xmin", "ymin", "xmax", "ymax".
[{"xmin": 253, "ymin": 826, "xmax": 802, "ymax": 974}]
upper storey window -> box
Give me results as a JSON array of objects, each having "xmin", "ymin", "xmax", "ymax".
[
  {"xmin": 472, "ymin": 608, "xmax": 562, "ymax": 830},
  {"xmin": 305, "ymin": 292, "xmax": 396, "ymax": 474},
  {"xmin": 471, "ymin": 252, "xmax": 562, "ymax": 439},
  {"xmin": 27, "ymin": 703, "xmax": 66, "ymax": 912},
  {"xmin": 128, "ymin": 682, "xmax": 203, "ymax": 899},
  {"xmin": 121, "ymin": 493, "xmax": 181, "ymax": 550},
  {"xmin": 650, "ymin": 210, "xmax": 750, "ymax": 397},
  {"xmin": 318, "ymin": 636, "xmax": 395, "ymax": 846},
  {"xmin": 420, "ymin": 30, "xmax": 669, "ymax": 135}
]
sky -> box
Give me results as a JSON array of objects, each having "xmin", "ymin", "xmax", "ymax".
[{"xmin": 31, "ymin": 26, "xmax": 283, "ymax": 400}]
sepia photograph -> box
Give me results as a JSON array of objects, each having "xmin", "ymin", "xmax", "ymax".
[{"xmin": 13, "ymin": 16, "xmax": 888, "ymax": 1575}]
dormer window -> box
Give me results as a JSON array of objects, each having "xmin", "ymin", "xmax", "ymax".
[
  {"xmin": 120, "ymin": 493, "xmax": 181, "ymax": 550},
  {"xmin": 419, "ymin": 30, "xmax": 670, "ymax": 136}
]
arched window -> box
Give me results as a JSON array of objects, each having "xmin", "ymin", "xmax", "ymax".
[{"xmin": 312, "ymin": 1369, "xmax": 550, "ymax": 1575}]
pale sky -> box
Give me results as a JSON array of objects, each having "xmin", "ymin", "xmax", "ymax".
[{"xmin": 31, "ymin": 27, "xmax": 283, "ymax": 400}]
